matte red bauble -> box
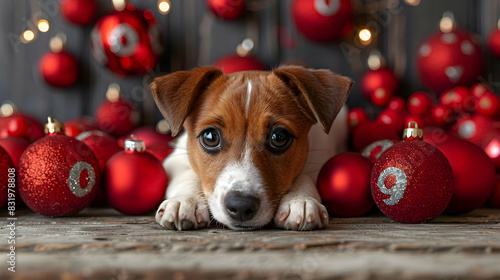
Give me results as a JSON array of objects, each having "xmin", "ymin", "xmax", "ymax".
[
  {"xmin": 214, "ymin": 54, "xmax": 266, "ymax": 74},
  {"xmin": 317, "ymin": 153, "xmax": 374, "ymax": 217},
  {"xmin": 435, "ymin": 137, "xmax": 496, "ymax": 214},
  {"xmin": 61, "ymin": 0, "xmax": 97, "ymax": 26},
  {"xmin": 105, "ymin": 137, "xmax": 168, "ymax": 215},
  {"xmin": 417, "ymin": 29, "xmax": 483, "ymax": 93},
  {"xmin": 347, "ymin": 107, "xmax": 368, "ymax": 131},
  {"xmin": 39, "ymin": 50, "xmax": 79, "ymax": 88},
  {"xmin": 352, "ymin": 121, "xmax": 399, "ymax": 152},
  {"xmin": 292, "ymin": 0, "xmax": 353, "ymax": 42},
  {"xmin": 0, "ymin": 146, "xmax": 14, "ymax": 208},
  {"xmin": 64, "ymin": 117, "xmax": 96, "ymax": 138},
  {"xmin": 360, "ymin": 68, "xmax": 398, "ymax": 100},
  {"xmin": 488, "ymin": 28, "xmax": 500, "ymax": 57},
  {"xmin": 371, "ymin": 122, "xmax": 454, "ymax": 223},
  {"xmin": 95, "ymin": 96, "xmax": 138, "ymax": 137},
  {"xmin": 361, "ymin": 139, "xmax": 395, "ymax": 163},
  {"xmin": 0, "ymin": 136, "xmax": 30, "ymax": 168},
  {"xmin": 91, "ymin": 5, "xmax": 163, "ymax": 76},
  {"xmin": 18, "ymin": 117, "xmax": 100, "ymax": 216},
  {"xmin": 207, "ymin": 0, "xmax": 245, "ymax": 20}
]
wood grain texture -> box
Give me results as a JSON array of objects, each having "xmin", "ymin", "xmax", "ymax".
[{"xmin": 1, "ymin": 208, "xmax": 500, "ymax": 279}]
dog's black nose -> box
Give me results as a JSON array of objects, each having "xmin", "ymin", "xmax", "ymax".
[{"xmin": 224, "ymin": 191, "xmax": 260, "ymax": 222}]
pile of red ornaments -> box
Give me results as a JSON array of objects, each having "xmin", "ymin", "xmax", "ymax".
[{"xmin": 0, "ymin": 99, "xmax": 174, "ymax": 217}]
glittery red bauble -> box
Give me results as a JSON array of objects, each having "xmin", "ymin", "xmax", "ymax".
[
  {"xmin": 61, "ymin": 0, "xmax": 97, "ymax": 26},
  {"xmin": 0, "ymin": 136, "xmax": 30, "ymax": 168},
  {"xmin": 0, "ymin": 146, "xmax": 14, "ymax": 208},
  {"xmin": 0, "ymin": 114, "xmax": 44, "ymax": 142},
  {"xmin": 117, "ymin": 126, "xmax": 174, "ymax": 148},
  {"xmin": 488, "ymin": 29, "xmax": 500, "ymax": 57},
  {"xmin": 104, "ymin": 143, "xmax": 168, "ymax": 215},
  {"xmin": 360, "ymin": 68, "xmax": 398, "ymax": 100},
  {"xmin": 452, "ymin": 114, "xmax": 495, "ymax": 146},
  {"xmin": 292, "ymin": 0, "xmax": 353, "ymax": 42},
  {"xmin": 347, "ymin": 107, "xmax": 368, "ymax": 131},
  {"xmin": 64, "ymin": 117, "xmax": 96, "ymax": 138},
  {"xmin": 214, "ymin": 54, "xmax": 266, "ymax": 74},
  {"xmin": 417, "ymin": 29, "xmax": 483, "ymax": 94},
  {"xmin": 488, "ymin": 176, "xmax": 500, "ymax": 208},
  {"xmin": 480, "ymin": 129, "xmax": 500, "ymax": 170},
  {"xmin": 39, "ymin": 50, "xmax": 79, "ymax": 88},
  {"xmin": 95, "ymin": 97, "xmax": 138, "ymax": 137},
  {"xmin": 146, "ymin": 142, "xmax": 173, "ymax": 163},
  {"xmin": 434, "ymin": 137, "xmax": 496, "ymax": 214},
  {"xmin": 352, "ymin": 121, "xmax": 400, "ymax": 152},
  {"xmin": 91, "ymin": 5, "xmax": 163, "ymax": 76},
  {"xmin": 361, "ymin": 139, "xmax": 395, "ymax": 163},
  {"xmin": 207, "ymin": 0, "xmax": 245, "ymax": 20},
  {"xmin": 317, "ymin": 153, "xmax": 374, "ymax": 217},
  {"xmin": 18, "ymin": 132, "xmax": 100, "ymax": 216},
  {"xmin": 371, "ymin": 138, "xmax": 454, "ymax": 223}
]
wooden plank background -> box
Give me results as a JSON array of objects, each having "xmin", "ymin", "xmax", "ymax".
[{"xmin": 1, "ymin": 0, "xmax": 500, "ymax": 125}]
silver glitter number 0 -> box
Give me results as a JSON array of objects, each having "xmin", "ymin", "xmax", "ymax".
[
  {"xmin": 67, "ymin": 162, "xmax": 96, "ymax": 198},
  {"xmin": 377, "ymin": 167, "xmax": 408, "ymax": 206}
]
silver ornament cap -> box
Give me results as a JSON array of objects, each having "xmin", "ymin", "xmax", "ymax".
[{"xmin": 124, "ymin": 134, "xmax": 146, "ymax": 152}]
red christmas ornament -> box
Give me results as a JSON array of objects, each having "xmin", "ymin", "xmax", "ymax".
[
  {"xmin": 488, "ymin": 27, "xmax": 500, "ymax": 57},
  {"xmin": 292, "ymin": 0, "xmax": 353, "ymax": 42},
  {"xmin": 214, "ymin": 54, "xmax": 266, "ymax": 74},
  {"xmin": 370, "ymin": 88, "xmax": 394, "ymax": 107},
  {"xmin": 480, "ymin": 129, "xmax": 500, "ymax": 170},
  {"xmin": 64, "ymin": 117, "xmax": 96, "ymax": 138},
  {"xmin": 146, "ymin": 142, "xmax": 173, "ymax": 163},
  {"xmin": 39, "ymin": 49, "xmax": 79, "ymax": 88},
  {"xmin": 475, "ymin": 92, "xmax": 500, "ymax": 118},
  {"xmin": 317, "ymin": 153, "xmax": 374, "ymax": 217},
  {"xmin": 371, "ymin": 122, "xmax": 454, "ymax": 223},
  {"xmin": 0, "ymin": 146, "xmax": 14, "ymax": 208},
  {"xmin": 0, "ymin": 114, "xmax": 44, "ymax": 141},
  {"xmin": 439, "ymin": 86, "xmax": 473, "ymax": 113},
  {"xmin": 0, "ymin": 137, "xmax": 30, "ymax": 168},
  {"xmin": 352, "ymin": 121, "xmax": 400, "ymax": 152},
  {"xmin": 361, "ymin": 139, "xmax": 395, "ymax": 163},
  {"xmin": 435, "ymin": 137, "xmax": 496, "ymax": 214},
  {"xmin": 76, "ymin": 130, "xmax": 121, "ymax": 171},
  {"xmin": 207, "ymin": 0, "xmax": 245, "ymax": 20},
  {"xmin": 430, "ymin": 104, "xmax": 455, "ymax": 127},
  {"xmin": 488, "ymin": 176, "xmax": 500, "ymax": 208},
  {"xmin": 470, "ymin": 83, "xmax": 492, "ymax": 99},
  {"xmin": 377, "ymin": 109, "xmax": 404, "ymax": 132},
  {"xmin": 60, "ymin": 0, "xmax": 97, "ymax": 26},
  {"xmin": 117, "ymin": 126, "xmax": 174, "ymax": 148},
  {"xmin": 347, "ymin": 107, "xmax": 368, "ymax": 131},
  {"xmin": 452, "ymin": 114, "xmax": 495, "ymax": 146},
  {"xmin": 422, "ymin": 126, "xmax": 451, "ymax": 147},
  {"xmin": 388, "ymin": 96, "xmax": 406, "ymax": 113},
  {"xmin": 417, "ymin": 28, "xmax": 483, "ymax": 94},
  {"xmin": 18, "ymin": 117, "xmax": 100, "ymax": 216},
  {"xmin": 360, "ymin": 68, "xmax": 398, "ymax": 100},
  {"xmin": 95, "ymin": 88, "xmax": 139, "ymax": 137},
  {"xmin": 91, "ymin": 5, "xmax": 163, "ymax": 76},
  {"xmin": 408, "ymin": 91, "xmax": 433, "ymax": 116},
  {"xmin": 105, "ymin": 136, "xmax": 168, "ymax": 215}
]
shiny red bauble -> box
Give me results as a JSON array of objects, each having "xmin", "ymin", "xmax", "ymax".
[
  {"xmin": 352, "ymin": 121, "xmax": 399, "ymax": 152},
  {"xmin": 475, "ymin": 92, "xmax": 500, "ymax": 118},
  {"xmin": 0, "ymin": 137, "xmax": 30, "ymax": 168},
  {"xmin": 207, "ymin": 0, "xmax": 245, "ymax": 20},
  {"xmin": 435, "ymin": 137, "xmax": 496, "ymax": 214},
  {"xmin": 361, "ymin": 139, "xmax": 395, "ymax": 163},
  {"xmin": 440, "ymin": 86, "xmax": 473, "ymax": 113},
  {"xmin": 371, "ymin": 124, "xmax": 454, "ymax": 223},
  {"xmin": 452, "ymin": 114, "xmax": 495, "ymax": 146},
  {"xmin": 431, "ymin": 104, "xmax": 455, "ymax": 127},
  {"xmin": 105, "ymin": 137, "xmax": 168, "ymax": 215},
  {"xmin": 488, "ymin": 29, "xmax": 500, "ymax": 57},
  {"xmin": 213, "ymin": 54, "xmax": 266, "ymax": 74},
  {"xmin": 118, "ymin": 126, "xmax": 174, "ymax": 148},
  {"xmin": 292, "ymin": 0, "xmax": 353, "ymax": 42},
  {"xmin": 377, "ymin": 109, "xmax": 404, "ymax": 132},
  {"xmin": 39, "ymin": 50, "xmax": 79, "ymax": 88},
  {"xmin": 76, "ymin": 130, "xmax": 121, "ymax": 171},
  {"xmin": 470, "ymin": 83, "xmax": 492, "ymax": 99},
  {"xmin": 0, "ymin": 113, "xmax": 44, "ymax": 142},
  {"xmin": 64, "ymin": 117, "xmax": 96, "ymax": 138},
  {"xmin": 18, "ymin": 117, "xmax": 100, "ymax": 216},
  {"xmin": 388, "ymin": 96, "xmax": 406, "ymax": 113},
  {"xmin": 317, "ymin": 153, "xmax": 374, "ymax": 217},
  {"xmin": 95, "ymin": 97, "xmax": 138, "ymax": 137},
  {"xmin": 417, "ymin": 29, "xmax": 483, "ymax": 94},
  {"xmin": 347, "ymin": 107, "xmax": 368, "ymax": 131},
  {"xmin": 91, "ymin": 5, "xmax": 163, "ymax": 76},
  {"xmin": 370, "ymin": 88, "xmax": 394, "ymax": 107},
  {"xmin": 479, "ymin": 128, "xmax": 500, "ymax": 170},
  {"xmin": 360, "ymin": 68, "xmax": 398, "ymax": 100},
  {"xmin": 60, "ymin": 0, "xmax": 97, "ymax": 26},
  {"xmin": 146, "ymin": 142, "xmax": 173, "ymax": 163},
  {"xmin": 0, "ymin": 146, "xmax": 14, "ymax": 208},
  {"xmin": 408, "ymin": 92, "xmax": 433, "ymax": 116}
]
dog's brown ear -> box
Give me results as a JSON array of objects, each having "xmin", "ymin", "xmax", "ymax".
[
  {"xmin": 272, "ymin": 66, "xmax": 353, "ymax": 134},
  {"xmin": 150, "ymin": 67, "xmax": 224, "ymax": 136}
]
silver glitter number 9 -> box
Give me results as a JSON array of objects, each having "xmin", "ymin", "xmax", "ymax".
[
  {"xmin": 377, "ymin": 167, "xmax": 408, "ymax": 206},
  {"xmin": 67, "ymin": 162, "xmax": 96, "ymax": 198}
]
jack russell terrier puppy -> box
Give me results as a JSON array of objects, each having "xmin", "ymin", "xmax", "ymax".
[{"xmin": 150, "ymin": 65, "xmax": 352, "ymax": 231}]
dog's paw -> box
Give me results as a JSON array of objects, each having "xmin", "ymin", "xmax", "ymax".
[
  {"xmin": 155, "ymin": 195, "xmax": 210, "ymax": 230},
  {"xmin": 274, "ymin": 197, "xmax": 329, "ymax": 231}
]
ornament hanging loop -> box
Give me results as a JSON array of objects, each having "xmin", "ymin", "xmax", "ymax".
[{"xmin": 403, "ymin": 121, "xmax": 423, "ymax": 140}]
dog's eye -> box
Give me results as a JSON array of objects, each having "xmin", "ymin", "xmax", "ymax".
[
  {"xmin": 200, "ymin": 127, "xmax": 222, "ymax": 153},
  {"xmin": 269, "ymin": 127, "xmax": 293, "ymax": 154}
]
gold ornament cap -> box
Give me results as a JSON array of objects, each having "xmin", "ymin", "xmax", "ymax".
[
  {"xmin": 124, "ymin": 134, "xmax": 146, "ymax": 152},
  {"xmin": 403, "ymin": 121, "xmax": 423, "ymax": 140},
  {"xmin": 45, "ymin": 116, "xmax": 65, "ymax": 134}
]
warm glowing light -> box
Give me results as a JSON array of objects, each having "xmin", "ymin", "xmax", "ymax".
[
  {"xmin": 106, "ymin": 83, "xmax": 121, "ymax": 102},
  {"xmin": 404, "ymin": 0, "xmax": 420, "ymax": 6},
  {"xmin": 50, "ymin": 35, "xmax": 65, "ymax": 53},
  {"xmin": 21, "ymin": 30, "xmax": 35, "ymax": 43},
  {"xmin": 112, "ymin": 0, "xmax": 126, "ymax": 11},
  {"xmin": 37, "ymin": 19, "xmax": 50, "ymax": 33},
  {"xmin": 440, "ymin": 12, "xmax": 455, "ymax": 33},
  {"xmin": 158, "ymin": 0, "xmax": 171, "ymax": 14},
  {"xmin": 368, "ymin": 53, "xmax": 382, "ymax": 70},
  {"xmin": 0, "ymin": 103, "xmax": 15, "ymax": 117},
  {"xmin": 359, "ymin": 28, "xmax": 372, "ymax": 45}
]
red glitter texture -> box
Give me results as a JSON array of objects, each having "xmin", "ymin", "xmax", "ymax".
[
  {"xmin": 371, "ymin": 140, "xmax": 454, "ymax": 223},
  {"xmin": 18, "ymin": 133, "xmax": 100, "ymax": 217}
]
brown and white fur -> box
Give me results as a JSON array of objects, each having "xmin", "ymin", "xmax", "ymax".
[{"xmin": 150, "ymin": 66, "xmax": 352, "ymax": 231}]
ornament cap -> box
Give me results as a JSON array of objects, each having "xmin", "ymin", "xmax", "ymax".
[
  {"xmin": 403, "ymin": 121, "xmax": 423, "ymax": 140},
  {"xmin": 124, "ymin": 134, "xmax": 146, "ymax": 152},
  {"xmin": 44, "ymin": 116, "xmax": 65, "ymax": 134}
]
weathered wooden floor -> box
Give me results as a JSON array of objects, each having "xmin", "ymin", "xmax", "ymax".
[{"xmin": 1, "ymin": 207, "xmax": 500, "ymax": 280}]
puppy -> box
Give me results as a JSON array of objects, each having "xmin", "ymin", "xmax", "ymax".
[{"xmin": 150, "ymin": 66, "xmax": 352, "ymax": 231}]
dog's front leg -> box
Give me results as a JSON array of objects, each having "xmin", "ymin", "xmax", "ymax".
[
  {"xmin": 274, "ymin": 175, "xmax": 329, "ymax": 231},
  {"xmin": 155, "ymin": 134, "xmax": 210, "ymax": 230}
]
